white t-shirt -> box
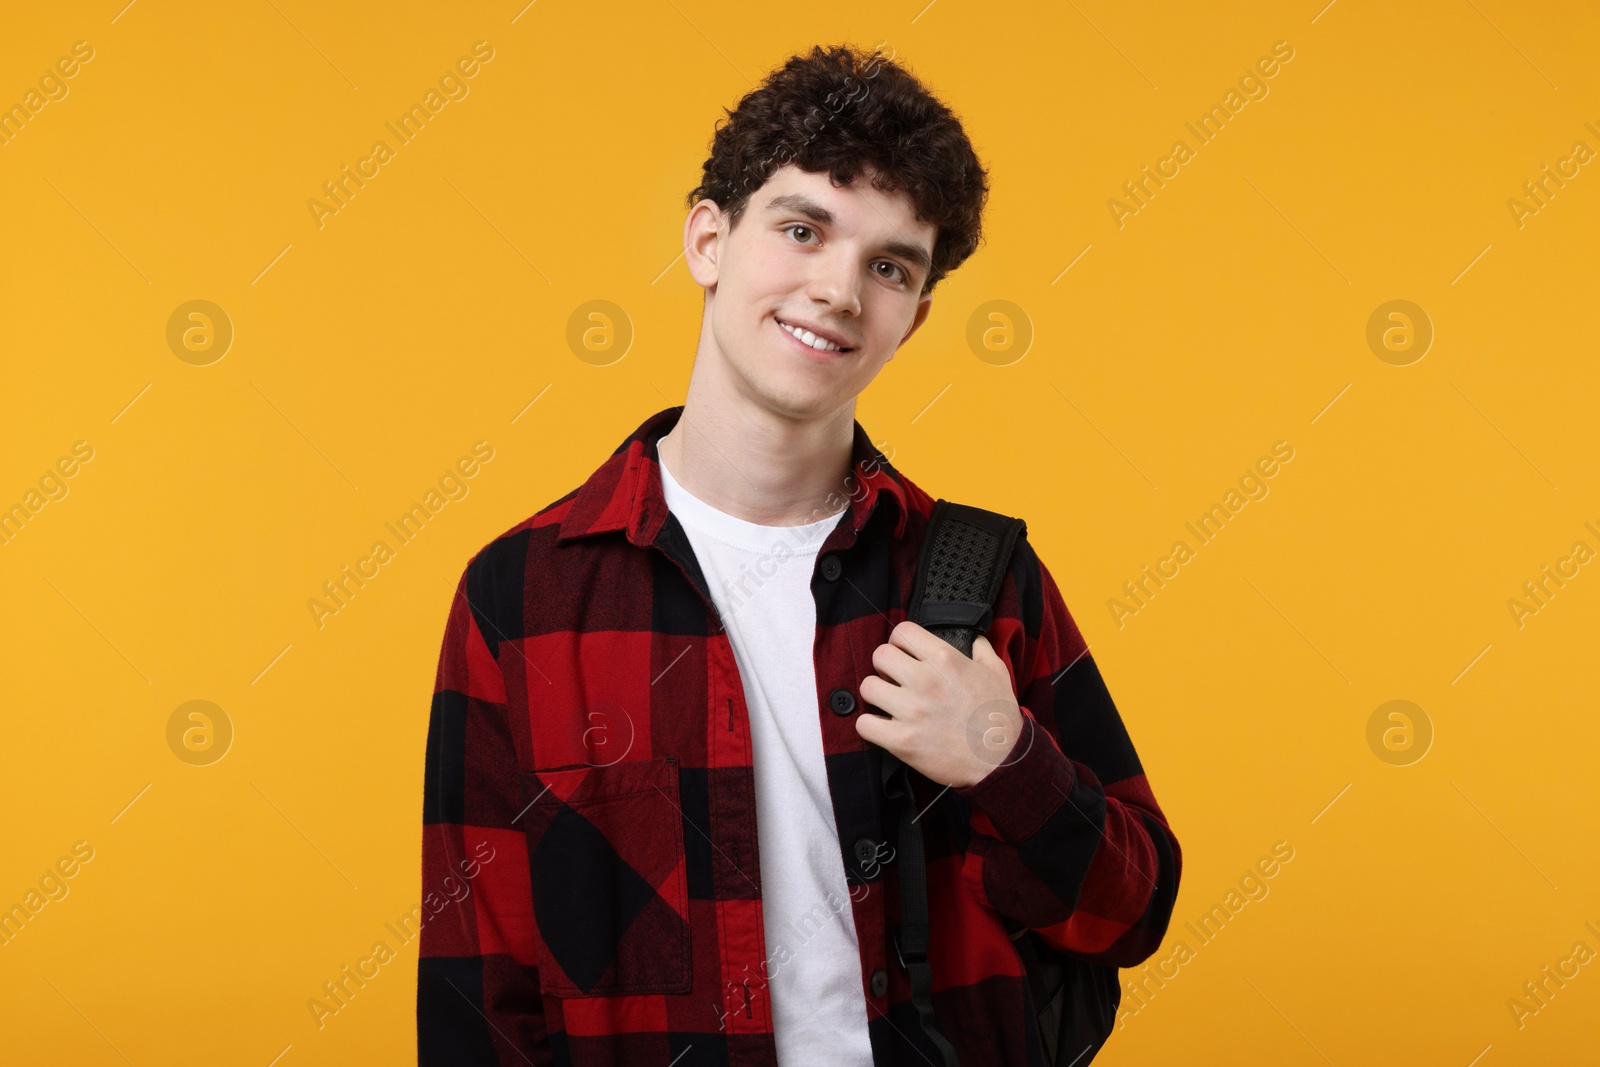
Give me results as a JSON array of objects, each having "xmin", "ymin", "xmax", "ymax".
[{"xmin": 657, "ymin": 452, "xmax": 874, "ymax": 1066}]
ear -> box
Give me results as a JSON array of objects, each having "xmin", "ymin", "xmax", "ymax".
[
  {"xmin": 684, "ymin": 200, "xmax": 725, "ymax": 290},
  {"xmin": 890, "ymin": 294, "xmax": 933, "ymax": 359}
]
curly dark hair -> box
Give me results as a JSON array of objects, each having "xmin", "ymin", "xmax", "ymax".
[{"xmin": 685, "ymin": 43, "xmax": 990, "ymax": 295}]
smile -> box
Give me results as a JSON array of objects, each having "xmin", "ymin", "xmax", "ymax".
[{"xmin": 776, "ymin": 317, "xmax": 852, "ymax": 355}]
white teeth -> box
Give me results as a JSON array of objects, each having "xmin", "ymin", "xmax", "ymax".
[{"xmin": 779, "ymin": 320, "xmax": 842, "ymax": 352}]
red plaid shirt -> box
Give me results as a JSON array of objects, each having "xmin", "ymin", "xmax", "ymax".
[{"xmin": 417, "ymin": 405, "xmax": 1181, "ymax": 1065}]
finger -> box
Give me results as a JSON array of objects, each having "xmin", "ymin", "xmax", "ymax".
[
  {"xmin": 973, "ymin": 633, "xmax": 1006, "ymax": 667},
  {"xmin": 853, "ymin": 706, "xmax": 899, "ymax": 748},
  {"xmin": 972, "ymin": 635, "xmax": 1018, "ymax": 692},
  {"xmin": 870, "ymin": 639, "xmax": 920, "ymax": 686},
  {"xmin": 859, "ymin": 673, "xmax": 911, "ymax": 718},
  {"xmin": 888, "ymin": 619, "xmax": 951, "ymax": 662}
]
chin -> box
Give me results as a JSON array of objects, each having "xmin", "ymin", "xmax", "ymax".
[{"xmin": 749, "ymin": 379, "xmax": 841, "ymax": 422}]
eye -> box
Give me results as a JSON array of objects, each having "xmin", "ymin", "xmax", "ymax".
[{"xmin": 784, "ymin": 224, "xmax": 910, "ymax": 286}]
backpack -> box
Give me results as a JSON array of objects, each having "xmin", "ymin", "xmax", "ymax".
[{"xmin": 878, "ymin": 499, "xmax": 1122, "ymax": 1065}]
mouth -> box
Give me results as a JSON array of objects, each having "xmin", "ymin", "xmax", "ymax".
[{"xmin": 775, "ymin": 316, "xmax": 854, "ymax": 359}]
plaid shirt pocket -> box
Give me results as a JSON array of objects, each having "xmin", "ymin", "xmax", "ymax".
[{"xmin": 519, "ymin": 755, "xmax": 692, "ymax": 997}]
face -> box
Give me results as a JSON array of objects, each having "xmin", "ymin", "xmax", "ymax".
[{"xmin": 684, "ymin": 163, "xmax": 937, "ymax": 423}]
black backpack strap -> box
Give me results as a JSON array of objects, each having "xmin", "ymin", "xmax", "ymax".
[
  {"xmin": 882, "ymin": 764, "xmax": 959, "ymax": 1066},
  {"xmin": 881, "ymin": 499, "xmax": 1026, "ymax": 1066},
  {"xmin": 906, "ymin": 500, "xmax": 1027, "ymax": 658}
]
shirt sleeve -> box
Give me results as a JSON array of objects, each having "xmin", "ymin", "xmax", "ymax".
[
  {"xmin": 950, "ymin": 534, "xmax": 1182, "ymax": 968},
  {"xmin": 417, "ymin": 560, "xmax": 553, "ymax": 1066}
]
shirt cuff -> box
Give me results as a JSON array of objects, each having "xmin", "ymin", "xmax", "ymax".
[{"xmin": 952, "ymin": 707, "xmax": 1077, "ymax": 843}]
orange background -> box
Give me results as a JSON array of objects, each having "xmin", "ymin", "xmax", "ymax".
[{"xmin": 2, "ymin": 1, "xmax": 1597, "ymax": 1063}]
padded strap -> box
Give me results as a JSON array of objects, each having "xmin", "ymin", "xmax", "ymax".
[
  {"xmin": 915, "ymin": 598, "xmax": 994, "ymax": 632},
  {"xmin": 906, "ymin": 501, "xmax": 1026, "ymax": 657},
  {"xmin": 881, "ymin": 499, "xmax": 1027, "ymax": 1066}
]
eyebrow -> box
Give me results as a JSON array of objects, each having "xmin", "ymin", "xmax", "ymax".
[{"xmin": 763, "ymin": 192, "xmax": 933, "ymax": 282}]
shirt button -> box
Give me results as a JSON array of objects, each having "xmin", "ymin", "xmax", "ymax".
[
  {"xmin": 820, "ymin": 554, "xmax": 842, "ymax": 581},
  {"xmin": 870, "ymin": 969, "xmax": 888, "ymax": 997},
  {"xmin": 854, "ymin": 837, "xmax": 880, "ymax": 867},
  {"xmin": 829, "ymin": 688, "xmax": 856, "ymax": 716}
]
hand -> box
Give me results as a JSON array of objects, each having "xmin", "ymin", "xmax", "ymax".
[{"xmin": 855, "ymin": 621, "xmax": 1025, "ymax": 789}]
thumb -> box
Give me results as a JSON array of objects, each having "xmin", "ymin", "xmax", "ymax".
[
  {"xmin": 973, "ymin": 633, "xmax": 1000, "ymax": 662},
  {"xmin": 973, "ymin": 632, "xmax": 1010, "ymax": 674}
]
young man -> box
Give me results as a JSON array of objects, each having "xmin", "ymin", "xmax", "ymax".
[{"xmin": 418, "ymin": 43, "xmax": 1180, "ymax": 1066}]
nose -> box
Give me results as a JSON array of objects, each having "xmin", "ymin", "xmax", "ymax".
[{"xmin": 806, "ymin": 247, "xmax": 862, "ymax": 318}]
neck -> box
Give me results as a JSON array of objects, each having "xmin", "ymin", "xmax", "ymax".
[{"xmin": 657, "ymin": 361, "xmax": 856, "ymax": 529}]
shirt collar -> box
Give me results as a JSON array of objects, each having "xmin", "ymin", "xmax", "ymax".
[{"xmin": 555, "ymin": 405, "xmax": 911, "ymax": 547}]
